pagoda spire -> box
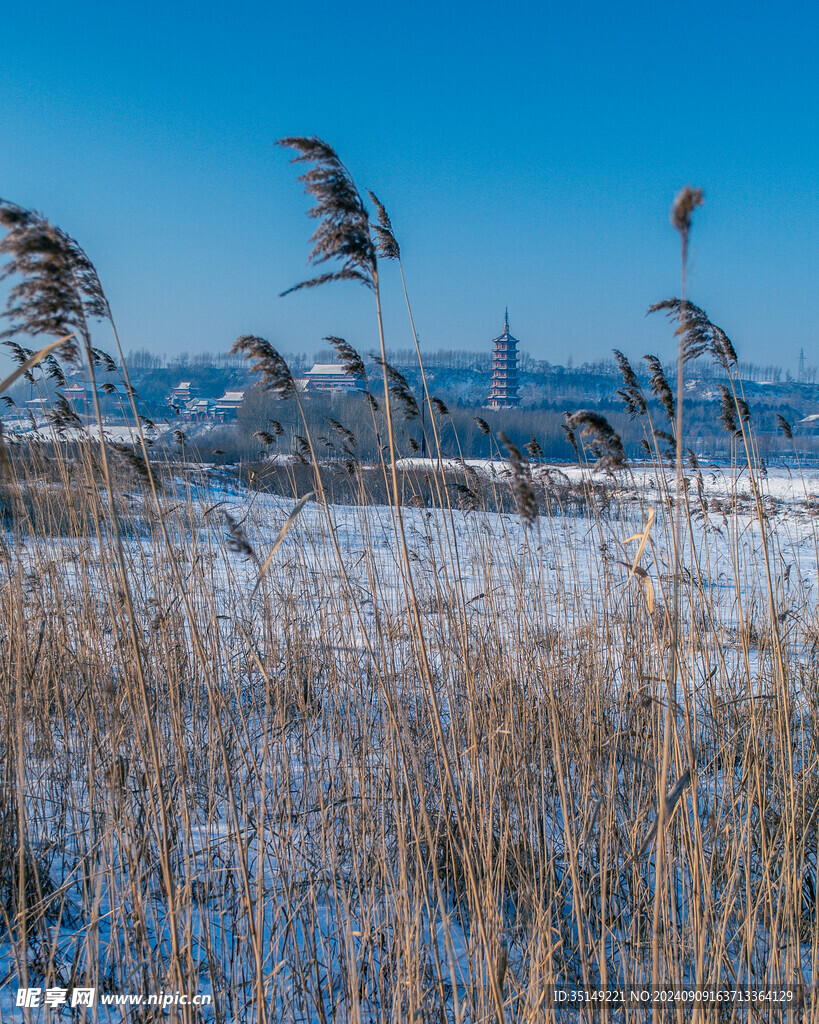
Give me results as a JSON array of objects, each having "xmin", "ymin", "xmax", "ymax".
[{"xmin": 504, "ymin": 306, "xmax": 509, "ymax": 333}]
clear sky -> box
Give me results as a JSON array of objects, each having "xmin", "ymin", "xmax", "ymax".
[{"xmin": 2, "ymin": 0, "xmax": 817, "ymax": 371}]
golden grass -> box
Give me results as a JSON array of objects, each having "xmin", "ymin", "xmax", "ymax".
[{"xmin": 1, "ymin": 412, "xmax": 818, "ymax": 1022}]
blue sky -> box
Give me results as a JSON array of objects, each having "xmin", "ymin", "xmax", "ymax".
[{"xmin": 2, "ymin": 0, "xmax": 817, "ymax": 370}]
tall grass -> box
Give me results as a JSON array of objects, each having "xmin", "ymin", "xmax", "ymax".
[{"xmin": 0, "ymin": 162, "xmax": 818, "ymax": 1024}]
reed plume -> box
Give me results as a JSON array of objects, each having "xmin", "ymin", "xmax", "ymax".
[
  {"xmin": 648, "ymin": 298, "xmax": 737, "ymax": 367},
  {"xmin": 2, "ymin": 340, "xmax": 36, "ymax": 384},
  {"xmin": 670, "ymin": 185, "xmax": 704, "ymax": 266},
  {"xmin": 0, "ymin": 199, "xmax": 112, "ymax": 363},
  {"xmin": 643, "ymin": 355, "xmax": 675, "ymax": 421},
  {"xmin": 46, "ymin": 395, "xmax": 82, "ymax": 433},
  {"xmin": 277, "ymin": 137, "xmax": 376, "ymax": 294},
  {"xmin": 654, "ymin": 429, "xmax": 676, "ymax": 459},
  {"xmin": 719, "ymin": 386, "xmax": 739, "ymax": 434},
  {"xmin": 325, "ymin": 336, "xmax": 366, "ymax": 381},
  {"xmin": 564, "ymin": 410, "xmax": 627, "ymax": 470},
  {"xmin": 366, "ymin": 190, "xmax": 400, "ymax": 260},
  {"xmin": 326, "ymin": 418, "xmax": 358, "ymax": 449},
  {"xmin": 230, "ymin": 335, "xmax": 295, "ymax": 399},
  {"xmin": 44, "ymin": 353, "xmax": 67, "ymax": 388},
  {"xmin": 561, "ymin": 417, "xmax": 581, "ymax": 458},
  {"xmin": 499, "ymin": 432, "xmax": 537, "ymax": 527},
  {"xmin": 613, "ymin": 349, "xmax": 647, "ymax": 417},
  {"xmin": 371, "ymin": 356, "xmax": 420, "ymax": 420},
  {"xmin": 474, "ymin": 417, "xmax": 491, "ymax": 436},
  {"xmin": 454, "ymin": 482, "xmax": 479, "ymax": 512},
  {"xmin": 294, "ymin": 435, "xmax": 312, "ymax": 463},
  {"xmin": 224, "ymin": 511, "xmax": 256, "ymax": 561},
  {"xmin": 110, "ymin": 442, "xmax": 154, "ymax": 485},
  {"xmin": 525, "ymin": 434, "xmax": 544, "ymax": 461}
]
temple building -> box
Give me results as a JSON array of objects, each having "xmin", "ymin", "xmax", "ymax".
[
  {"xmin": 487, "ymin": 310, "xmax": 520, "ymax": 408},
  {"xmin": 214, "ymin": 390, "xmax": 245, "ymax": 421},
  {"xmin": 303, "ymin": 362, "xmax": 366, "ymax": 393}
]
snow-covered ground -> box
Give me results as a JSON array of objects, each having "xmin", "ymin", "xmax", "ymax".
[{"xmin": 2, "ymin": 462, "xmax": 817, "ymax": 1021}]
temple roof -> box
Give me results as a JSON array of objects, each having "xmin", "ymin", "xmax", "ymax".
[{"xmin": 308, "ymin": 363, "xmax": 353, "ymax": 376}]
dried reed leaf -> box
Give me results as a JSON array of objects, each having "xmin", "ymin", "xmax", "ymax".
[
  {"xmin": 251, "ymin": 492, "xmax": 314, "ymax": 597},
  {"xmin": 624, "ymin": 507, "xmax": 655, "ymax": 576},
  {"xmin": 0, "ymin": 333, "xmax": 75, "ymax": 395},
  {"xmin": 619, "ymin": 507, "xmax": 656, "ymax": 611}
]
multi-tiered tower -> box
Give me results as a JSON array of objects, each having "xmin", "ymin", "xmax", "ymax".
[{"xmin": 487, "ymin": 309, "xmax": 520, "ymax": 408}]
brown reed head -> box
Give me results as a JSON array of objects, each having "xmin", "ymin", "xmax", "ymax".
[
  {"xmin": 643, "ymin": 355, "xmax": 675, "ymax": 421},
  {"xmin": 230, "ymin": 336, "xmax": 295, "ymax": 399},
  {"xmin": 325, "ymin": 336, "xmax": 366, "ymax": 381},
  {"xmin": 326, "ymin": 418, "xmax": 358, "ymax": 450},
  {"xmin": 499, "ymin": 431, "xmax": 537, "ymax": 527},
  {"xmin": 454, "ymin": 483, "xmax": 480, "ymax": 512},
  {"xmin": 719, "ymin": 386, "xmax": 739, "ymax": 434},
  {"xmin": 110, "ymin": 442, "xmax": 154, "ymax": 486},
  {"xmin": 648, "ymin": 298, "xmax": 737, "ymax": 368},
  {"xmin": 46, "ymin": 395, "xmax": 83, "ymax": 433},
  {"xmin": 371, "ymin": 356, "xmax": 420, "ymax": 420},
  {"xmin": 474, "ymin": 416, "xmax": 491, "ymax": 436},
  {"xmin": 670, "ymin": 185, "xmax": 704, "ymax": 258},
  {"xmin": 0, "ymin": 199, "xmax": 111, "ymax": 363},
  {"xmin": 293, "ymin": 434, "xmax": 312, "ymax": 466},
  {"xmin": 224, "ymin": 511, "xmax": 256, "ymax": 560},
  {"xmin": 366, "ymin": 191, "xmax": 400, "ymax": 260},
  {"xmin": 277, "ymin": 137, "xmax": 376, "ymax": 294},
  {"xmin": 44, "ymin": 354, "xmax": 67, "ymax": 388},
  {"xmin": 3, "ymin": 340, "xmax": 36, "ymax": 384},
  {"xmin": 561, "ymin": 416, "xmax": 580, "ymax": 458},
  {"xmin": 525, "ymin": 434, "xmax": 544, "ymax": 461},
  {"xmin": 653, "ymin": 428, "xmax": 676, "ymax": 461},
  {"xmin": 564, "ymin": 410, "xmax": 627, "ymax": 471},
  {"xmin": 613, "ymin": 349, "xmax": 647, "ymax": 418}
]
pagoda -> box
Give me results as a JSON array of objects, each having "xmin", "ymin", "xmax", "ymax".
[{"xmin": 487, "ymin": 309, "xmax": 520, "ymax": 408}]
